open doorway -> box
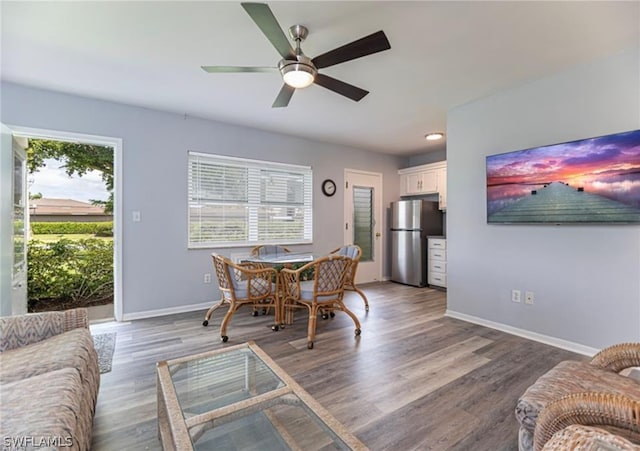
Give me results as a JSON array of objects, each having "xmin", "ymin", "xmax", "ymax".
[
  {"xmin": 27, "ymin": 139, "xmax": 115, "ymax": 321},
  {"xmin": 8, "ymin": 125, "xmax": 123, "ymax": 322}
]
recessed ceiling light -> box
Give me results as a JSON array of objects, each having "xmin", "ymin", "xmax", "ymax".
[{"xmin": 425, "ymin": 132, "xmax": 445, "ymax": 141}]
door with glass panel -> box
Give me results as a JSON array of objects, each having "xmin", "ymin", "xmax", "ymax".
[{"xmin": 343, "ymin": 170, "xmax": 383, "ymax": 283}]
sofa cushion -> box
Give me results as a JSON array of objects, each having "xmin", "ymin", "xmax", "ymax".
[
  {"xmin": 515, "ymin": 360, "xmax": 640, "ymax": 434},
  {"xmin": 0, "ymin": 311, "xmax": 68, "ymax": 352},
  {"xmin": 0, "ymin": 328, "xmax": 99, "ymax": 401},
  {"xmin": 1, "ymin": 368, "xmax": 89, "ymax": 451}
]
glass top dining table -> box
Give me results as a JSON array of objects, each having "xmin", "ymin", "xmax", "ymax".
[
  {"xmin": 242, "ymin": 252, "xmax": 319, "ymax": 327},
  {"xmin": 242, "ymin": 252, "xmax": 318, "ymax": 265}
]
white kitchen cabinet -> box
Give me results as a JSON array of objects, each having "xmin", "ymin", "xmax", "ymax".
[
  {"xmin": 427, "ymin": 237, "xmax": 446, "ymax": 288},
  {"xmin": 401, "ymin": 169, "xmax": 438, "ymax": 195},
  {"xmin": 436, "ymin": 166, "xmax": 447, "ymax": 210},
  {"xmin": 399, "ymin": 161, "xmax": 446, "ymax": 201}
]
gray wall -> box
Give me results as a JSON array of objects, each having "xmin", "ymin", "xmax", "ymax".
[
  {"xmin": 446, "ymin": 48, "xmax": 640, "ymax": 349},
  {"xmin": 1, "ymin": 82, "xmax": 403, "ymax": 316},
  {"xmin": 405, "ymin": 147, "xmax": 447, "ymax": 168}
]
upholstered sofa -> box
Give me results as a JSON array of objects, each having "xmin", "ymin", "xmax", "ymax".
[
  {"xmin": 516, "ymin": 343, "xmax": 640, "ymax": 450},
  {"xmin": 0, "ymin": 308, "xmax": 100, "ymax": 451}
]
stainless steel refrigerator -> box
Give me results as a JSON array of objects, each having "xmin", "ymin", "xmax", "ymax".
[{"xmin": 390, "ymin": 200, "xmax": 443, "ymax": 287}]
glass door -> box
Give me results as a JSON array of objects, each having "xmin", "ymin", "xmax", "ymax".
[
  {"xmin": 12, "ymin": 136, "xmax": 28, "ymax": 315},
  {"xmin": 344, "ymin": 170, "xmax": 383, "ymax": 283},
  {"xmin": 352, "ymin": 186, "xmax": 374, "ymax": 262}
]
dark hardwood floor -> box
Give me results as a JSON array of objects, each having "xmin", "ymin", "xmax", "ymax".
[{"xmin": 90, "ymin": 282, "xmax": 581, "ymax": 451}]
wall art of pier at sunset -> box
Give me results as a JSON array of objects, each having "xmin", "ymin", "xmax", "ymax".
[{"xmin": 486, "ymin": 129, "xmax": 640, "ymax": 224}]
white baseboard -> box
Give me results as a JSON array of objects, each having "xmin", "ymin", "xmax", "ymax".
[
  {"xmin": 445, "ymin": 310, "xmax": 599, "ymax": 357},
  {"xmin": 123, "ymin": 301, "xmax": 212, "ymax": 321}
]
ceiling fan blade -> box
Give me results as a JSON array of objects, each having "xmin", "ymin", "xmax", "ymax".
[
  {"xmin": 201, "ymin": 66, "xmax": 277, "ymax": 73},
  {"xmin": 272, "ymin": 84, "xmax": 295, "ymax": 108},
  {"xmin": 312, "ymin": 30, "xmax": 391, "ymax": 69},
  {"xmin": 313, "ymin": 73, "xmax": 369, "ymax": 102},
  {"xmin": 241, "ymin": 3, "xmax": 296, "ymax": 60}
]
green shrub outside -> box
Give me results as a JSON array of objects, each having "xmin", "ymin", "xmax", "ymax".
[
  {"xmin": 94, "ymin": 223, "xmax": 113, "ymax": 237},
  {"xmin": 31, "ymin": 221, "xmax": 113, "ymax": 235},
  {"xmin": 27, "ymin": 238, "xmax": 113, "ymax": 309}
]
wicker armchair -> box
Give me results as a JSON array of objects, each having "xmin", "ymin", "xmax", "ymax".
[
  {"xmin": 591, "ymin": 343, "xmax": 640, "ymax": 373},
  {"xmin": 203, "ymin": 253, "xmax": 278, "ymax": 342},
  {"xmin": 280, "ymin": 255, "xmax": 361, "ymax": 349},
  {"xmin": 516, "ymin": 343, "xmax": 640, "ymax": 451},
  {"xmin": 329, "ymin": 245, "xmax": 369, "ymax": 312},
  {"xmin": 535, "ymin": 392, "xmax": 640, "ymax": 450}
]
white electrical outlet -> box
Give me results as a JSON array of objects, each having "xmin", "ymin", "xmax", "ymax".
[
  {"xmin": 511, "ymin": 289, "xmax": 521, "ymax": 303},
  {"xmin": 132, "ymin": 210, "xmax": 141, "ymax": 222},
  {"xmin": 203, "ymin": 273, "xmax": 211, "ymax": 284},
  {"xmin": 525, "ymin": 291, "xmax": 534, "ymax": 305}
]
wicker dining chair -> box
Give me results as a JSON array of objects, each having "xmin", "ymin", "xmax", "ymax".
[
  {"xmin": 203, "ymin": 253, "xmax": 278, "ymax": 342},
  {"xmin": 534, "ymin": 392, "xmax": 640, "ymax": 450},
  {"xmin": 330, "ymin": 245, "xmax": 369, "ymax": 312},
  {"xmin": 280, "ymin": 255, "xmax": 361, "ymax": 349}
]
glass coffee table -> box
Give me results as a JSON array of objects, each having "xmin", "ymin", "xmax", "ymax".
[{"xmin": 156, "ymin": 341, "xmax": 367, "ymax": 450}]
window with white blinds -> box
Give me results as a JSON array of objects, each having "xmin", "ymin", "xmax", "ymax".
[{"xmin": 188, "ymin": 152, "xmax": 313, "ymax": 248}]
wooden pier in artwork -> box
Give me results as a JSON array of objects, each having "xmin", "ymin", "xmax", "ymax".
[{"xmin": 488, "ymin": 181, "xmax": 640, "ymax": 223}]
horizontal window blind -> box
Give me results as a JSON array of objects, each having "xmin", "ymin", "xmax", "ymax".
[{"xmin": 188, "ymin": 152, "xmax": 313, "ymax": 248}]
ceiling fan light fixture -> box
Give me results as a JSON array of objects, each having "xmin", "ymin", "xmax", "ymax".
[
  {"xmin": 425, "ymin": 132, "xmax": 445, "ymax": 141},
  {"xmin": 279, "ymin": 60, "xmax": 317, "ymax": 89}
]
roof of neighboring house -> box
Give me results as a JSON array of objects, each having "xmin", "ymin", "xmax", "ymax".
[{"xmin": 29, "ymin": 198, "xmax": 107, "ymax": 216}]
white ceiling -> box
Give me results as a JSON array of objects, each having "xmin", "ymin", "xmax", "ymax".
[{"xmin": 1, "ymin": 1, "xmax": 638, "ymax": 156}]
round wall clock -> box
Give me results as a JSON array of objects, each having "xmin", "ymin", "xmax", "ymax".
[{"xmin": 321, "ymin": 179, "xmax": 337, "ymax": 197}]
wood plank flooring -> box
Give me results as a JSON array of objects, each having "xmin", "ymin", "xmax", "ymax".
[{"xmin": 89, "ymin": 282, "xmax": 583, "ymax": 451}]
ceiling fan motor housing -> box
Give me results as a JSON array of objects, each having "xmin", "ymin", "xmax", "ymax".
[{"xmin": 278, "ymin": 54, "xmax": 317, "ymax": 88}]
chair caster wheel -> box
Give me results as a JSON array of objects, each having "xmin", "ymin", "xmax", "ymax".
[
  {"xmin": 355, "ymin": 328, "xmax": 361, "ymax": 336},
  {"xmin": 322, "ymin": 314, "xmax": 329, "ymax": 320},
  {"xmin": 221, "ymin": 335, "xmax": 229, "ymax": 343},
  {"xmin": 329, "ymin": 312, "xmax": 335, "ymax": 318},
  {"xmin": 202, "ymin": 320, "xmax": 209, "ymax": 327},
  {"xmin": 365, "ymin": 306, "xmax": 369, "ymax": 312},
  {"xmin": 272, "ymin": 325, "xmax": 279, "ymax": 331},
  {"xmin": 307, "ymin": 342, "xmax": 314, "ymax": 349},
  {"xmin": 252, "ymin": 311, "xmax": 259, "ymax": 317}
]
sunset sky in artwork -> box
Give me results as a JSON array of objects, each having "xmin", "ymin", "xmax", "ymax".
[{"xmin": 487, "ymin": 130, "xmax": 640, "ymax": 188}]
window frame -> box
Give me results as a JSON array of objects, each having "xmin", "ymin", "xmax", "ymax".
[{"xmin": 188, "ymin": 151, "xmax": 313, "ymax": 249}]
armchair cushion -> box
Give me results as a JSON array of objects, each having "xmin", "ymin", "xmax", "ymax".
[
  {"xmin": 299, "ymin": 280, "xmax": 336, "ymax": 302},
  {"xmin": 231, "ymin": 277, "xmax": 274, "ymax": 299},
  {"xmin": 335, "ymin": 246, "xmax": 359, "ymax": 260}
]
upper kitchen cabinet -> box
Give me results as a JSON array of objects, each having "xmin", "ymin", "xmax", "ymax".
[
  {"xmin": 436, "ymin": 165, "xmax": 446, "ymax": 210},
  {"xmin": 398, "ymin": 161, "xmax": 447, "ymax": 210}
]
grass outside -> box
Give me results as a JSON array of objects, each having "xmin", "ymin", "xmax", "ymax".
[{"xmin": 31, "ymin": 233, "xmax": 113, "ymax": 243}]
